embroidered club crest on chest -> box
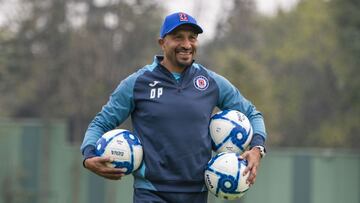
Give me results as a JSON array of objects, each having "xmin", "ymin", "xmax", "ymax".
[{"xmin": 194, "ymin": 75, "xmax": 209, "ymax": 91}]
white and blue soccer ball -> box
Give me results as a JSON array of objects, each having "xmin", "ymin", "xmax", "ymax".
[
  {"xmin": 95, "ymin": 129, "xmax": 143, "ymax": 175},
  {"xmin": 209, "ymin": 109, "xmax": 253, "ymax": 154},
  {"xmin": 204, "ymin": 152, "xmax": 250, "ymax": 200}
]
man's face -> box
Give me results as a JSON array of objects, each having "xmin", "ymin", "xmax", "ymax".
[{"xmin": 159, "ymin": 25, "xmax": 198, "ymax": 71}]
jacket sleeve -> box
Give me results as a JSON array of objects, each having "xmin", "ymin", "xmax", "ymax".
[
  {"xmin": 80, "ymin": 74, "xmax": 137, "ymax": 155},
  {"xmin": 208, "ymin": 70, "xmax": 267, "ymax": 143}
]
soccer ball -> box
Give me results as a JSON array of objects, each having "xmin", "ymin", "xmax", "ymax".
[
  {"xmin": 209, "ymin": 109, "xmax": 253, "ymax": 154},
  {"xmin": 95, "ymin": 129, "xmax": 143, "ymax": 175},
  {"xmin": 204, "ymin": 152, "xmax": 250, "ymax": 200}
]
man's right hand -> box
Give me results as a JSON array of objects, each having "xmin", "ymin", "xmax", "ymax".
[{"xmin": 84, "ymin": 156, "xmax": 126, "ymax": 180}]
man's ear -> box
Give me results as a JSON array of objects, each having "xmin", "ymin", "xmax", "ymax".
[{"xmin": 158, "ymin": 38, "xmax": 164, "ymax": 46}]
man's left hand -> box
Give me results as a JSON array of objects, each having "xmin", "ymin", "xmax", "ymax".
[{"xmin": 239, "ymin": 147, "xmax": 262, "ymax": 186}]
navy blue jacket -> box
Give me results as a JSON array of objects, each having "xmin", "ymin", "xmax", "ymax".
[{"xmin": 81, "ymin": 56, "xmax": 267, "ymax": 192}]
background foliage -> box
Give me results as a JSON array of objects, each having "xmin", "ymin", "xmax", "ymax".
[
  {"xmin": 0, "ymin": 0, "xmax": 358, "ymax": 148},
  {"xmin": 201, "ymin": 0, "xmax": 359, "ymax": 148}
]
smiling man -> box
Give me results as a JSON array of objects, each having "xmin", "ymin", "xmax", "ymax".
[{"xmin": 80, "ymin": 12, "xmax": 267, "ymax": 203}]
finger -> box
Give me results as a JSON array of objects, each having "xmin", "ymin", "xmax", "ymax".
[
  {"xmin": 97, "ymin": 156, "xmax": 112, "ymax": 163},
  {"xmin": 97, "ymin": 168, "xmax": 126, "ymax": 177},
  {"xmin": 100, "ymin": 165, "xmax": 127, "ymax": 174},
  {"xmin": 239, "ymin": 151, "xmax": 249, "ymax": 159},
  {"xmin": 118, "ymin": 167, "xmax": 127, "ymax": 172},
  {"xmin": 98, "ymin": 172, "xmax": 124, "ymax": 180},
  {"xmin": 247, "ymin": 166, "xmax": 258, "ymax": 185},
  {"xmin": 246, "ymin": 173, "xmax": 254, "ymax": 185},
  {"xmin": 105, "ymin": 168, "xmax": 127, "ymax": 174},
  {"xmin": 238, "ymin": 153, "xmax": 248, "ymax": 162},
  {"xmin": 243, "ymin": 162, "xmax": 253, "ymax": 176},
  {"xmin": 249, "ymin": 176, "xmax": 256, "ymax": 186}
]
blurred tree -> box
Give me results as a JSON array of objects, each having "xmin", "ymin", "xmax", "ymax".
[
  {"xmin": 201, "ymin": 0, "xmax": 280, "ymax": 145},
  {"xmin": 202, "ymin": 0, "xmax": 359, "ymax": 148},
  {"xmin": 263, "ymin": 0, "xmax": 360, "ymax": 148},
  {"xmin": 327, "ymin": 0, "xmax": 360, "ymax": 148},
  {"xmin": 258, "ymin": 0, "xmax": 343, "ymax": 147},
  {"xmin": 0, "ymin": 0, "xmax": 163, "ymax": 141}
]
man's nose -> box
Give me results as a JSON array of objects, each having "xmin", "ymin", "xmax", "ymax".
[{"xmin": 181, "ymin": 38, "xmax": 192, "ymax": 49}]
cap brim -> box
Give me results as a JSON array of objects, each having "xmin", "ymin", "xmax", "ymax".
[{"xmin": 162, "ymin": 22, "xmax": 203, "ymax": 38}]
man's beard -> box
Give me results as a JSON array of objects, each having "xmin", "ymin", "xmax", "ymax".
[{"xmin": 172, "ymin": 48, "xmax": 195, "ymax": 68}]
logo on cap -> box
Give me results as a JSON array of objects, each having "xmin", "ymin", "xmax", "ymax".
[{"xmin": 179, "ymin": 13, "xmax": 188, "ymax": 22}]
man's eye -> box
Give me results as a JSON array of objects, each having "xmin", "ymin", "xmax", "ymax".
[{"xmin": 189, "ymin": 36, "xmax": 197, "ymax": 41}]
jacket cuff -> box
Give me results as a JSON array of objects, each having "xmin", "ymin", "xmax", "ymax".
[
  {"xmin": 82, "ymin": 145, "xmax": 97, "ymax": 168},
  {"xmin": 249, "ymin": 134, "xmax": 266, "ymax": 148}
]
